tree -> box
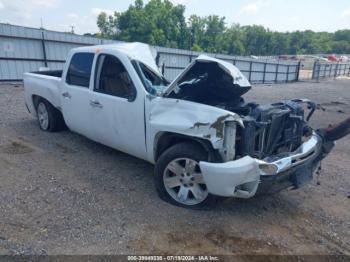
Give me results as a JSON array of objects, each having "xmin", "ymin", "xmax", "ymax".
[
  {"xmin": 97, "ymin": 12, "xmax": 118, "ymax": 38},
  {"xmin": 96, "ymin": 0, "xmax": 350, "ymax": 56},
  {"xmin": 188, "ymin": 15, "xmax": 206, "ymax": 50},
  {"xmin": 221, "ymin": 24, "xmax": 245, "ymax": 55},
  {"xmin": 96, "ymin": 0, "xmax": 188, "ymax": 48},
  {"xmin": 333, "ymin": 41, "xmax": 350, "ymax": 54},
  {"xmin": 202, "ymin": 15, "xmax": 226, "ymax": 53},
  {"xmin": 334, "ymin": 30, "xmax": 350, "ymax": 42},
  {"xmin": 271, "ymin": 32, "xmax": 290, "ymax": 55},
  {"xmin": 242, "ymin": 25, "xmax": 271, "ymax": 55}
]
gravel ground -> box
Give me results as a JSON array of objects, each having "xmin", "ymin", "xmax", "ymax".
[{"xmin": 0, "ymin": 79, "xmax": 349, "ymax": 255}]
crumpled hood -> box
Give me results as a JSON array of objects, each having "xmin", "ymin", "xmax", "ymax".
[{"xmin": 163, "ymin": 55, "xmax": 251, "ymax": 96}]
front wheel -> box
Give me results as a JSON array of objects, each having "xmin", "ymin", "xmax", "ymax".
[{"xmin": 154, "ymin": 142, "xmax": 219, "ymax": 209}]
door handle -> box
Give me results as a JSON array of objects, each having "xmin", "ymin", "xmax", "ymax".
[
  {"xmin": 62, "ymin": 92, "xmax": 71, "ymax": 99},
  {"xmin": 90, "ymin": 100, "xmax": 103, "ymax": 108}
]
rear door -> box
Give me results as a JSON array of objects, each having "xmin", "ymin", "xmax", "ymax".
[{"xmin": 61, "ymin": 52, "xmax": 95, "ymax": 137}]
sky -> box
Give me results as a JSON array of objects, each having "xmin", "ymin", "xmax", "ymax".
[{"xmin": 0, "ymin": 0, "xmax": 349, "ymax": 34}]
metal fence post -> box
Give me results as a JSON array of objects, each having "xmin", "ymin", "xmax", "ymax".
[
  {"xmin": 41, "ymin": 30, "xmax": 48, "ymax": 67},
  {"xmin": 155, "ymin": 53, "xmax": 160, "ymax": 67},
  {"xmin": 248, "ymin": 61, "xmax": 253, "ymax": 82},
  {"xmin": 312, "ymin": 61, "xmax": 316, "ymax": 80},
  {"xmin": 286, "ymin": 65, "xmax": 290, "ymax": 83},
  {"xmin": 262, "ymin": 62, "xmax": 267, "ymax": 84},
  {"xmin": 296, "ymin": 60, "xmax": 301, "ymax": 82},
  {"xmin": 334, "ymin": 62, "xmax": 339, "ymax": 79},
  {"xmin": 275, "ymin": 63, "xmax": 279, "ymax": 83}
]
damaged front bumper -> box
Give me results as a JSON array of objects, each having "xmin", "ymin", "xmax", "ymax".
[{"xmin": 199, "ymin": 132, "xmax": 324, "ymax": 198}]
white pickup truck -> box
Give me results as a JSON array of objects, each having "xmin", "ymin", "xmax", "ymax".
[{"xmin": 24, "ymin": 42, "xmax": 346, "ymax": 209}]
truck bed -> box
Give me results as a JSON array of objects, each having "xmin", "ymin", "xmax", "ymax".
[
  {"xmin": 31, "ymin": 70, "xmax": 63, "ymax": 78},
  {"xmin": 23, "ymin": 71, "xmax": 62, "ymax": 117}
]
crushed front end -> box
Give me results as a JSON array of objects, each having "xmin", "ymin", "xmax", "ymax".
[
  {"xmin": 200, "ymin": 99, "xmax": 338, "ymax": 198},
  {"xmin": 162, "ymin": 55, "xmax": 348, "ymax": 199}
]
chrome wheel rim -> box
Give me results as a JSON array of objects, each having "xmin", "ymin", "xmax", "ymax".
[
  {"xmin": 163, "ymin": 158, "xmax": 208, "ymax": 205},
  {"xmin": 37, "ymin": 102, "xmax": 49, "ymax": 130}
]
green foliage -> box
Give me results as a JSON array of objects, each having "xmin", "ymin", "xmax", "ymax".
[
  {"xmin": 96, "ymin": 0, "xmax": 350, "ymax": 55},
  {"xmin": 97, "ymin": 11, "xmax": 118, "ymax": 38},
  {"xmin": 221, "ymin": 24, "xmax": 246, "ymax": 55}
]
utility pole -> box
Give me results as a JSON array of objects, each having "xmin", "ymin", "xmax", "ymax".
[
  {"xmin": 70, "ymin": 25, "xmax": 75, "ymax": 34},
  {"xmin": 189, "ymin": 24, "xmax": 194, "ymax": 62},
  {"xmin": 189, "ymin": 26, "xmax": 193, "ymax": 51},
  {"xmin": 40, "ymin": 17, "xmax": 44, "ymax": 29}
]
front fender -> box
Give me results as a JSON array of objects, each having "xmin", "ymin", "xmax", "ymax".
[{"xmin": 146, "ymin": 97, "xmax": 243, "ymax": 162}]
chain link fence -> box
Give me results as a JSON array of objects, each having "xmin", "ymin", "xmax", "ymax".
[{"xmin": 311, "ymin": 61, "xmax": 350, "ymax": 81}]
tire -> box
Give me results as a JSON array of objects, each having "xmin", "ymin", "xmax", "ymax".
[
  {"xmin": 154, "ymin": 142, "xmax": 219, "ymax": 209},
  {"xmin": 35, "ymin": 98, "xmax": 65, "ymax": 132}
]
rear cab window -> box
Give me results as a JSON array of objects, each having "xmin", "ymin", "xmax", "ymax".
[{"xmin": 66, "ymin": 52, "xmax": 95, "ymax": 88}]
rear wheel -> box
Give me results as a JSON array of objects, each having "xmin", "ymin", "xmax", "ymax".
[
  {"xmin": 37, "ymin": 101, "xmax": 50, "ymax": 130},
  {"xmin": 36, "ymin": 98, "xmax": 65, "ymax": 132},
  {"xmin": 154, "ymin": 142, "xmax": 219, "ymax": 209}
]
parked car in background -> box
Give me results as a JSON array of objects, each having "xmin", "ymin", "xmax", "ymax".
[
  {"xmin": 327, "ymin": 55, "xmax": 338, "ymax": 62},
  {"xmin": 339, "ymin": 55, "xmax": 349, "ymax": 62}
]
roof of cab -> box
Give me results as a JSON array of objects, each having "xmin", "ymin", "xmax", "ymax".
[{"xmin": 73, "ymin": 42, "xmax": 161, "ymax": 75}]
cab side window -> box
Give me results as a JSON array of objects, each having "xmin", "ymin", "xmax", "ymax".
[
  {"xmin": 66, "ymin": 52, "xmax": 94, "ymax": 88},
  {"xmin": 94, "ymin": 54, "xmax": 136, "ymax": 100}
]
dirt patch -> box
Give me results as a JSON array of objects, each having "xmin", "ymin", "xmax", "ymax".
[
  {"xmin": 205, "ymin": 231, "xmax": 281, "ymax": 254},
  {"xmin": 133, "ymin": 229, "xmax": 284, "ymax": 255},
  {"xmin": 1, "ymin": 140, "xmax": 34, "ymax": 155},
  {"xmin": 316, "ymin": 102, "xmax": 349, "ymax": 115},
  {"xmin": 321, "ymin": 101, "xmax": 347, "ymax": 107},
  {"xmin": 299, "ymin": 70, "xmax": 313, "ymax": 80},
  {"xmin": 55, "ymin": 143, "xmax": 77, "ymax": 154}
]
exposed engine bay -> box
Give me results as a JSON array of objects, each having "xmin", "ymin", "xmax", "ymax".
[
  {"xmin": 233, "ymin": 99, "xmax": 315, "ymax": 160},
  {"xmin": 167, "ymin": 59, "xmax": 317, "ymax": 161}
]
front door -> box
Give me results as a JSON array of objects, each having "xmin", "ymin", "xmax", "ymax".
[{"xmin": 88, "ymin": 53, "xmax": 146, "ymax": 158}]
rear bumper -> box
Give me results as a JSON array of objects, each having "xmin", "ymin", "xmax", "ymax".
[{"xmin": 199, "ymin": 132, "xmax": 323, "ymax": 198}]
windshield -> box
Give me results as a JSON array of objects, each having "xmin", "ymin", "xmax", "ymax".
[{"xmin": 132, "ymin": 60, "xmax": 169, "ymax": 95}]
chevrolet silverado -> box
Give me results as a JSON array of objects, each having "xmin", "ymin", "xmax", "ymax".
[{"xmin": 23, "ymin": 42, "xmax": 349, "ymax": 209}]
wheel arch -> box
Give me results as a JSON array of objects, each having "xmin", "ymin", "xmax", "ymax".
[
  {"xmin": 32, "ymin": 95, "xmax": 61, "ymax": 114},
  {"xmin": 154, "ymin": 132, "xmax": 221, "ymax": 163},
  {"xmin": 32, "ymin": 94, "xmax": 41, "ymax": 111}
]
